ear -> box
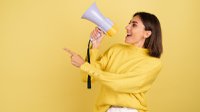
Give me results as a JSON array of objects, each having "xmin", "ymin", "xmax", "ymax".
[{"xmin": 144, "ymin": 30, "xmax": 152, "ymax": 38}]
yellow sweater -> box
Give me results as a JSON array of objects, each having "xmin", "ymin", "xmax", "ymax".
[{"xmin": 80, "ymin": 43, "xmax": 162, "ymax": 112}]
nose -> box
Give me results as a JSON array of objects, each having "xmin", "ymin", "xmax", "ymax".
[{"xmin": 125, "ymin": 24, "xmax": 130, "ymax": 30}]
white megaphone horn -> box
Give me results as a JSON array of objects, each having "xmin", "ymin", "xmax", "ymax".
[{"xmin": 81, "ymin": 2, "xmax": 117, "ymax": 37}]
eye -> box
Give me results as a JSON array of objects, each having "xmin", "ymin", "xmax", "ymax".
[{"xmin": 132, "ymin": 23, "xmax": 137, "ymax": 27}]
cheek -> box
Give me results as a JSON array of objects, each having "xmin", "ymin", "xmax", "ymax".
[
  {"xmin": 129, "ymin": 34, "xmax": 143, "ymax": 43},
  {"xmin": 133, "ymin": 30, "xmax": 145, "ymax": 39}
]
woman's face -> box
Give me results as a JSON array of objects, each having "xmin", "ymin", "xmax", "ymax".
[{"xmin": 125, "ymin": 15, "xmax": 150, "ymax": 47}]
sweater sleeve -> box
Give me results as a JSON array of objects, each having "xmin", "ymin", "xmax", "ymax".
[
  {"xmin": 81, "ymin": 47, "xmax": 112, "ymax": 82},
  {"xmin": 80, "ymin": 59, "xmax": 162, "ymax": 93}
]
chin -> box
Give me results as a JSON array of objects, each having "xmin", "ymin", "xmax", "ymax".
[
  {"xmin": 125, "ymin": 40, "xmax": 131, "ymax": 44},
  {"xmin": 125, "ymin": 38, "xmax": 131, "ymax": 44}
]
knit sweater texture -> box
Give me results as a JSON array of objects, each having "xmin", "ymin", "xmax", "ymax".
[{"xmin": 80, "ymin": 43, "xmax": 162, "ymax": 112}]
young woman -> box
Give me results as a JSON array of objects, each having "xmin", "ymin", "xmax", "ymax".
[{"xmin": 65, "ymin": 12, "xmax": 163, "ymax": 112}]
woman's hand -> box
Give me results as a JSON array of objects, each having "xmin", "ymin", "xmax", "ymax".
[
  {"xmin": 90, "ymin": 27, "xmax": 105, "ymax": 49},
  {"xmin": 64, "ymin": 48, "xmax": 85, "ymax": 68}
]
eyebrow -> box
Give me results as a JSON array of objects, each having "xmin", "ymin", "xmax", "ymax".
[{"xmin": 129, "ymin": 20, "xmax": 138, "ymax": 24}]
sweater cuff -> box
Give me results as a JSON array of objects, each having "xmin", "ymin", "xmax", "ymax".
[
  {"xmin": 90, "ymin": 48, "xmax": 99, "ymax": 53},
  {"xmin": 90, "ymin": 48, "xmax": 99, "ymax": 58},
  {"xmin": 80, "ymin": 62, "xmax": 100, "ymax": 77}
]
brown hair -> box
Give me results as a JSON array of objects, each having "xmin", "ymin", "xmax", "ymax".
[{"xmin": 133, "ymin": 12, "xmax": 163, "ymax": 58}]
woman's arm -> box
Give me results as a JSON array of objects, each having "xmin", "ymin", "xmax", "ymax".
[{"xmin": 80, "ymin": 59, "xmax": 162, "ymax": 93}]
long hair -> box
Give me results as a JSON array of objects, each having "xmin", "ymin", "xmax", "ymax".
[{"xmin": 133, "ymin": 12, "xmax": 163, "ymax": 58}]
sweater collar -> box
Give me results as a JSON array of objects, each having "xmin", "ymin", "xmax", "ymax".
[{"xmin": 123, "ymin": 43, "xmax": 149, "ymax": 55}]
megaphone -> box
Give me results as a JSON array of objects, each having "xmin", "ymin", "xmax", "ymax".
[
  {"xmin": 81, "ymin": 2, "xmax": 117, "ymax": 37},
  {"xmin": 81, "ymin": 3, "xmax": 117, "ymax": 89}
]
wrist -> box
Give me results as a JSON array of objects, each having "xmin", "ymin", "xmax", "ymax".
[
  {"xmin": 92, "ymin": 43, "xmax": 100, "ymax": 49},
  {"xmin": 92, "ymin": 45, "xmax": 99, "ymax": 49}
]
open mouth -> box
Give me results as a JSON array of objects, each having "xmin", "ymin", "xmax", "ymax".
[{"xmin": 126, "ymin": 34, "xmax": 132, "ymax": 37}]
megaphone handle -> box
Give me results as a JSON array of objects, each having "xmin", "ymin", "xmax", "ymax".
[
  {"xmin": 87, "ymin": 39, "xmax": 92, "ymax": 89},
  {"xmin": 97, "ymin": 26, "xmax": 106, "ymax": 34},
  {"xmin": 90, "ymin": 35, "xmax": 101, "ymax": 42},
  {"xmin": 90, "ymin": 27, "xmax": 104, "ymax": 42}
]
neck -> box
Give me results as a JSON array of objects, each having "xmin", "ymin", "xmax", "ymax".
[{"xmin": 132, "ymin": 39, "xmax": 145, "ymax": 48}]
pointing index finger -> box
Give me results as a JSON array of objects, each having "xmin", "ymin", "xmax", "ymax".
[{"xmin": 63, "ymin": 48, "xmax": 76, "ymax": 56}]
